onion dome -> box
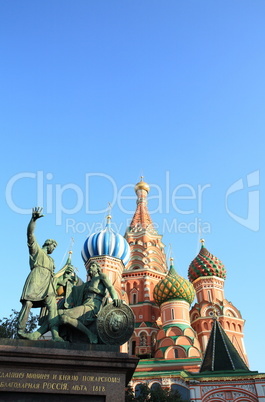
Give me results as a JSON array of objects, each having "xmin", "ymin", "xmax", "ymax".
[
  {"xmin": 153, "ymin": 259, "xmax": 195, "ymax": 306},
  {"xmin": 188, "ymin": 239, "xmax": 226, "ymax": 282},
  {"xmin": 81, "ymin": 215, "xmax": 130, "ymax": 266},
  {"xmin": 135, "ymin": 177, "xmax": 150, "ymax": 193}
]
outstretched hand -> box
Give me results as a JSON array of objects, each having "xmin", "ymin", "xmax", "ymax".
[
  {"xmin": 32, "ymin": 207, "xmax": 44, "ymax": 221},
  {"xmin": 65, "ymin": 265, "xmax": 75, "ymax": 275},
  {"xmin": 113, "ymin": 299, "xmax": 123, "ymax": 308}
]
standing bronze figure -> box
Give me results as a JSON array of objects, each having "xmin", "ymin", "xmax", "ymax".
[{"xmin": 17, "ymin": 207, "xmax": 62, "ymax": 341}]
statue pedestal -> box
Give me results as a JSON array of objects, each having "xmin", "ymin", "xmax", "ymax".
[{"xmin": 0, "ymin": 339, "xmax": 138, "ymax": 402}]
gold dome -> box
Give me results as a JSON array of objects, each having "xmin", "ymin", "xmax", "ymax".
[{"xmin": 135, "ymin": 177, "xmax": 150, "ymax": 193}]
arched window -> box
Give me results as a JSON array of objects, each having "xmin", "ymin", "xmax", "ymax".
[
  {"xmin": 207, "ymin": 290, "xmax": 212, "ymax": 302},
  {"xmin": 150, "ymin": 382, "xmax": 161, "ymax": 392},
  {"xmin": 135, "ymin": 384, "xmax": 144, "ymax": 398},
  {"xmin": 171, "ymin": 384, "xmax": 190, "ymax": 400},
  {"xmin": 132, "ymin": 293, "xmax": 137, "ymax": 304}
]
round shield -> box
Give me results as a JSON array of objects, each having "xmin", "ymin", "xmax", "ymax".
[{"xmin": 97, "ymin": 303, "xmax": 135, "ymax": 345}]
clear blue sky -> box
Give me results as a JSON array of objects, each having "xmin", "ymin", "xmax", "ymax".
[{"xmin": 1, "ymin": 1, "xmax": 264, "ymax": 372}]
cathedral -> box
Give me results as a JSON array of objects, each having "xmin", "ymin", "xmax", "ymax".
[{"xmin": 79, "ymin": 178, "xmax": 265, "ymax": 401}]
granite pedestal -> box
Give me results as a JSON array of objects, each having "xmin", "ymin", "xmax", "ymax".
[{"xmin": 0, "ymin": 339, "xmax": 138, "ymax": 402}]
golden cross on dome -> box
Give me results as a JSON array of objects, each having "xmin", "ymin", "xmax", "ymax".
[
  {"xmin": 106, "ymin": 202, "xmax": 112, "ymax": 222},
  {"xmin": 168, "ymin": 244, "xmax": 174, "ymax": 263},
  {"xmin": 69, "ymin": 237, "xmax": 74, "ymax": 251}
]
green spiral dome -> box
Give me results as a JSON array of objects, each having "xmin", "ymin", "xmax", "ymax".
[
  {"xmin": 153, "ymin": 262, "xmax": 195, "ymax": 306},
  {"xmin": 188, "ymin": 243, "xmax": 226, "ymax": 282}
]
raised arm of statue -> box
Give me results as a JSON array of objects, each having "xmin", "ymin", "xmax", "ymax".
[{"xmin": 27, "ymin": 207, "xmax": 44, "ymax": 246}]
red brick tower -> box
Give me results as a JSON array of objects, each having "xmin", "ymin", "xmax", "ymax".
[
  {"xmin": 188, "ymin": 239, "xmax": 248, "ymax": 366},
  {"xmin": 122, "ymin": 178, "xmax": 167, "ymax": 358}
]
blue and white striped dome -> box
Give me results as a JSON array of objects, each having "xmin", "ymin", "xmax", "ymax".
[{"xmin": 81, "ymin": 216, "xmax": 130, "ymax": 266}]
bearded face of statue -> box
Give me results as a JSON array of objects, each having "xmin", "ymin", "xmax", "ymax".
[{"xmin": 88, "ymin": 262, "xmax": 100, "ymax": 277}]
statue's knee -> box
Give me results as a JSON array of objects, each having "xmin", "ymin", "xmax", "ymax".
[{"xmin": 60, "ymin": 315, "xmax": 69, "ymax": 324}]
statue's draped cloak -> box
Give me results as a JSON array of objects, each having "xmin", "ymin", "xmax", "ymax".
[
  {"xmin": 64, "ymin": 282, "xmax": 86, "ymax": 309},
  {"xmin": 20, "ymin": 241, "xmax": 56, "ymax": 307}
]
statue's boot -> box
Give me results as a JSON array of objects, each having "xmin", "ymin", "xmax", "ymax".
[
  {"xmin": 50, "ymin": 327, "xmax": 64, "ymax": 342},
  {"xmin": 17, "ymin": 301, "xmax": 33, "ymax": 338},
  {"xmin": 19, "ymin": 327, "xmax": 64, "ymax": 342},
  {"xmin": 18, "ymin": 319, "xmax": 50, "ymax": 340},
  {"xmin": 17, "ymin": 330, "xmax": 30, "ymax": 339},
  {"xmin": 88, "ymin": 332, "xmax": 98, "ymax": 344},
  {"xmin": 49, "ymin": 315, "xmax": 64, "ymax": 342},
  {"xmin": 19, "ymin": 331, "xmax": 42, "ymax": 340},
  {"xmin": 76, "ymin": 320, "xmax": 98, "ymax": 344}
]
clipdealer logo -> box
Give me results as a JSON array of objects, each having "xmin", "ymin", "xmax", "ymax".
[
  {"xmin": 225, "ymin": 170, "xmax": 260, "ymax": 231},
  {"xmin": 5, "ymin": 170, "xmax": 260, "ymax": 233}
]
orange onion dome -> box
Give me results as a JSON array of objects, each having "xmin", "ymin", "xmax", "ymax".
[
  {"xmin": 188, "ymin": 241, "xmax": 226, "ymax": 283},
  {"xmin": 153, "ymin": 260, "xmax": 195, "ymax": 306}
]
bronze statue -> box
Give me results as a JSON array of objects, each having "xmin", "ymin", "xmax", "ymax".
[
  {"xmin": 17, "ymin": 209, "xmax": 134, "ymax": 345},
  {"xmin": 58, "ymin": 261, "xmax": 122, "ymax": 343},
  {"xmin": 23, "ymin": 261, "xmax": 123, "ymax": 343},
  {"xmin": 17, "ymin": 207, "xmax": 67, "ymax": 341}
]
